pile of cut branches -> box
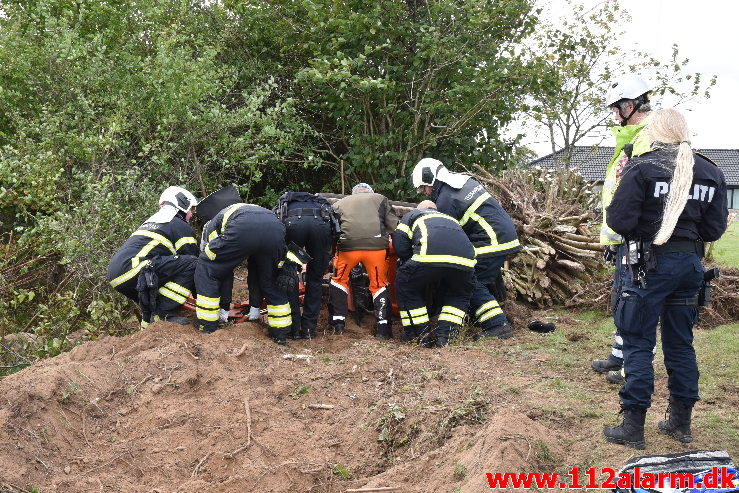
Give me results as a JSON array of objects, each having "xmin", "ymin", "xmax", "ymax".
[
  {"xmin": 698, "ymin": 266, "xmax": 739, "ymax": 329},
  {"xmin": 473, "ymin": 165, "xmax": 610, "ymax": 308}
]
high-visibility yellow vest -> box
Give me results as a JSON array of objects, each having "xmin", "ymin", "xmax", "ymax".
[{"xmin": 600, "ymin": 113, "xmax": 653, "ymax": 245}]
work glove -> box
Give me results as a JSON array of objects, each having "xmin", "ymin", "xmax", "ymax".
[
  {"xmin": 286, "ymin": 241, "xmax": 312, "ymax": 265},
  {"xmin": 275, "ymin": 262, "xmax": 299, "ymax": 292},
  {"xmin": 602, "ymin": 245, "xmax": 617, "ymax": 265}
]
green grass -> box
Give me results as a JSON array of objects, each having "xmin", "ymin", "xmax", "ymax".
[
  {"xmin": 711, "ymin": 220, "xmax": 739, "ymax": 268},
  {"xmin": 504, "ymin": 310, "xmax": 739, "ymax": 461}
]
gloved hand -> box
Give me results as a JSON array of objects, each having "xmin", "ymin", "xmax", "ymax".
[
  {"xmin": 603, "ymin": 245, "xmax": 617, "ymax": 265},
  {"xmin": 275, "ymin": 262, "xmax": 299, "ymax": 292}
]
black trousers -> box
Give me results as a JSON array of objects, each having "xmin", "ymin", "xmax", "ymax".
[
  {"xmin": 195, "ymin": 215, "xmax": 290, "ymax": 336},
  {"xmin": 284, "ymin": 213, "xmax": 332, "ymax": 335},
  {"xmin": 395, "ymin": 262, "xmax": 474, "ymax": 341}
]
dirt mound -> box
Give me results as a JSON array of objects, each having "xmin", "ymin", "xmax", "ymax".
[{"xmin": 0, "ymin": 317, "xmax": 566, "ymax": 492}]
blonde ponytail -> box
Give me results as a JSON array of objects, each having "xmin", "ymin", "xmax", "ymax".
[{"xmin": 649, "ymin": 109, "xmax": 694, "ymax": 246}]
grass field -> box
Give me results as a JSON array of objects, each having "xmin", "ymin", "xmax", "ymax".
[{"xmin": 712, "ymin": 220, "xmax": 739, "ymax": 268}]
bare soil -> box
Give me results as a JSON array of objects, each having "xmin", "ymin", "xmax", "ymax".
[{"xmin": 0, "ymin": 301, "xmax": 735, "ymax": 492}]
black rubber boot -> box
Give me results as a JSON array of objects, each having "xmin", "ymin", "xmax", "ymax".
[
  {"xmin": 435, "ymin": 336, "xmax": 449, "ymax": 348},
  {"xmin": 606, "ymin": 370, "xmax": 625, "ymax": 385},
  {"xmin": 330, "ymin": 321, "xmax": 345, "ymax": 335},
  {"xmin": 479, "ymin": 321, "xmax": 512, "ymax": 339},
  {"xmin": 400, "ymin": 327, "xmax": 417, "ymax": 342},
  {"xmin": 658, "ymin": 397, "xmax": 694, "ymax": 443},
  {"xmin": 418, "ymin": 326, "xmax": 433, "ymax": 348},
  {"xmin": 592, "ymin": 358, "xmax": 622, "ymax": 373},
  {"xmin": 603, "ymin": 407, "xmax": 647, "ymax": 450}
]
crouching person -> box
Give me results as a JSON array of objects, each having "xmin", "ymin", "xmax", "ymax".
[
  {"xmin": 194, "ymin": 198, "xmax": 295, "ymax": 345},
  {"xmin": 107, "ymin": 186, "xmax": 199, "ymax": 329},
  {"xmin": 392, "ymin": 201, "xmax": 476, "ymax": 347}
]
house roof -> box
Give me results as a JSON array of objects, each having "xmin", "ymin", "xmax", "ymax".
[{"xmin": 530, "ymin": 147, "xmax": 739, "ymax": 186}]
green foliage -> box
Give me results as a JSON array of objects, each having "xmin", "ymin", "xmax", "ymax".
[
  {"xmin": 290, "ymin": 385, "xmax": 311, "ymax": 399},
  {"xmin": 232, "ymin": 0, "xmax": 540, "ymax": 198},
  {"xmin": 59, "ymin": 380, "xmax": 79, "ymax": 402},
  {"xmin": 332, "ymin": 464, "xmax": 350, "ymax": 479}
]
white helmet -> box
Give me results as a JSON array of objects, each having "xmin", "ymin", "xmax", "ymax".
[
  {"xmin": 159, "ymin": 186, "xmax": 197, "ymax": 214},
  {"xmin": 605, "ymin": 75, "xmax": 651, "ymax": 106},
  {"xmin": 412, "ymin": 158, "xmax": 446, "ymax": 190}
]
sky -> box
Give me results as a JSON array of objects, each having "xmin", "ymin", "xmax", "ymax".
[{"xmin": 523, "ymin": 0, "xmax": 739, "ymax": 157}]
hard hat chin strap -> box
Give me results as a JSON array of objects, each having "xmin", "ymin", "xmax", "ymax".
[{"xmin": 618, "ymin": 94, "xmax": 647, "ymax": 126}]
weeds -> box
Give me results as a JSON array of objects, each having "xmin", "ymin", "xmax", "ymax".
[
  {"xmin": 437, "ymin": 386, "xmax": 490, "ymax": 442},
  {"xmin": 453, "ymin": 461, "xmax": 467, "ymax": 480},
  {"xmin": 290, "ymin": 385, "xmax": 310, "ymax": 399},
  {"xmin": 332, "ymin": 464, "xmax": 350, "ymax": 479},
  {"xmin": 59, "ymin": 381, "xmax": 79, "ymax": 402}
]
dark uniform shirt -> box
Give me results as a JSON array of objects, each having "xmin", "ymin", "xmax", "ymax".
[
  {"xmin": 392, "ymin": 209, "xmax": 476, "ymax": 271},
  {"xmin": 107, "ymin": 216, "xmax": 197, "ymax": 287},
  {"xmin": 431, "ymin": 177, "xmax": 520, "ymax": 257},
  {"xmin": 606, "ymin": 147, "xmax": 728, "ymax": 242}
]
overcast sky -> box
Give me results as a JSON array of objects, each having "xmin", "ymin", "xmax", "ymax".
[{"xmin": 523, "ymin": 0, "xmax": 738, "ymax": 156}]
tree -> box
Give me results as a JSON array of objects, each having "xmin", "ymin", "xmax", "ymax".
[
  {"xmin": 522, "ymin": 0, "xmax": 716, "ymax": 159},
  {"xmin": 228, "ymin": 0, "xmax": 543, "ymax": 198}
]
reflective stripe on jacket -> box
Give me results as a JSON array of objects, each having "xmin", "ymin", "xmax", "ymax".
[
  {"xmin": 107, "ymin": 216, "xmax": 197, "ymax": 287},
  {"xmin": 392, "ymin": 209, "xmax": 476, "ymax": 270},
  {"xmin": 431, "ymin": 177, "xmax": 520, "ymax": 257}
]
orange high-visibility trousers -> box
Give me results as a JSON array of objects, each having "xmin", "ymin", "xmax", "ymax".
[{"xmin": 331, "ymin": 249, "xmax": 389, "ymax": 295}]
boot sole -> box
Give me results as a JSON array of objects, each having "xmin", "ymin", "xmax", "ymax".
[{"xmin": 604, "ymin": 434, "xmax": 646, "ymax": 450}]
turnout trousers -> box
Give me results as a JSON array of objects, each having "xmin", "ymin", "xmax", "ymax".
[
  {"xmin": 616, "ymin": 252, "xmax": 704, "ymax": 409},
  {"xmin": 328, "ymin": 249, "xmax": 391, "ymax": 336},
  {"xmin": 111, "ymin": 254, "xmax": 197, "ymax": 327},
  {"xmin": 395, "ymin": 262, "xmax": 474, "ymax": 343},
  {"xmin": 195, "ymin": 218, "xmax": 291, "ymax": 337},
  {"xmin": 469, "ymin": 254, "xmax": 507, "ymax": 330},
  {"xmin": 284, "ymin": 213, "xmax": 332, "ymax": 337}
]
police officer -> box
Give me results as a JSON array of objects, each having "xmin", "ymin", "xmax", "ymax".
[
  {"xmin": 411, "ymin": 159, "xmax": 520, "ymax": 339},
  {"xmin": 107, "ymin": 186, "xmax": 199, "ymax": 328},
  {"xmin": 593, "ymin": 74, "xmax": 655, "ymax": 384},
  {"xmin": 602, "ymin": 108, "xmax": 728, "ymax": 449},
  {"xmin": 392, "ymin": 201, "xmax": 476, "ymax": 347},
  {"xmin": 275, "ymin": 191, "xmax": 336, "ymax": 339},
  {"xmin": 194, "ymin": 199, "xmax": 301, "ymax": 345}
]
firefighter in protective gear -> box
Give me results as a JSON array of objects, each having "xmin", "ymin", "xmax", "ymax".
[
  {"xmin": 275, "ymin": 191, "xmax": 335, "ymax": 339},
  {"xmin": 593, "ymin": 74, "xmax": 653, "ymax": 384},
  {"xmin": 412, "ymin": 158, "xmax": 520, "ymax": 339},
  {"xmin": 328, "ymin": 183, "xmax": 399, "ymax": 338},
  {"xmin": 602, "ymin": 108, "xmax": 728, "ymax": 450},
  {"xmin": 392, "ymin": 201, "xmax": 476, "ymax": 347},
  {"xmin": 107, "ymin": 186, "xmax": 199, "ymax": 328},
  {"xmin": 194, "ymin": 201, "xmax": 295, "ymax": 344}
]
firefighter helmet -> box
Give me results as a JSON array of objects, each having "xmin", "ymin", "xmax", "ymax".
[
  {"xmin": 159, "ymin": 186, "xmax": 197, "ymax": 214},
  {"xmin": 412, "ymin": 158, "xmax": 445, "ymax": 190}
]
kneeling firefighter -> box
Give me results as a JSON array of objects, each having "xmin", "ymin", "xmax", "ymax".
[
  {"xmin": 392, "ymin": 201, "xmax": 476, "ymax": 347},
  {"xmin": 194, "ymin": 188, "xmax": 309, "ymax": 345},
  {"xmin": 602, "ymin": 108, "xmax": 728, "ymax": 450},
  {"xmin": 107, "ymin": 186, "xmax": 199, "ymax": 328}
]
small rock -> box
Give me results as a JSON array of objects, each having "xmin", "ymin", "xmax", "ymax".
[{"xmin": 64, "ymin": 465, "xmax": 71, "ymax": 474}]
